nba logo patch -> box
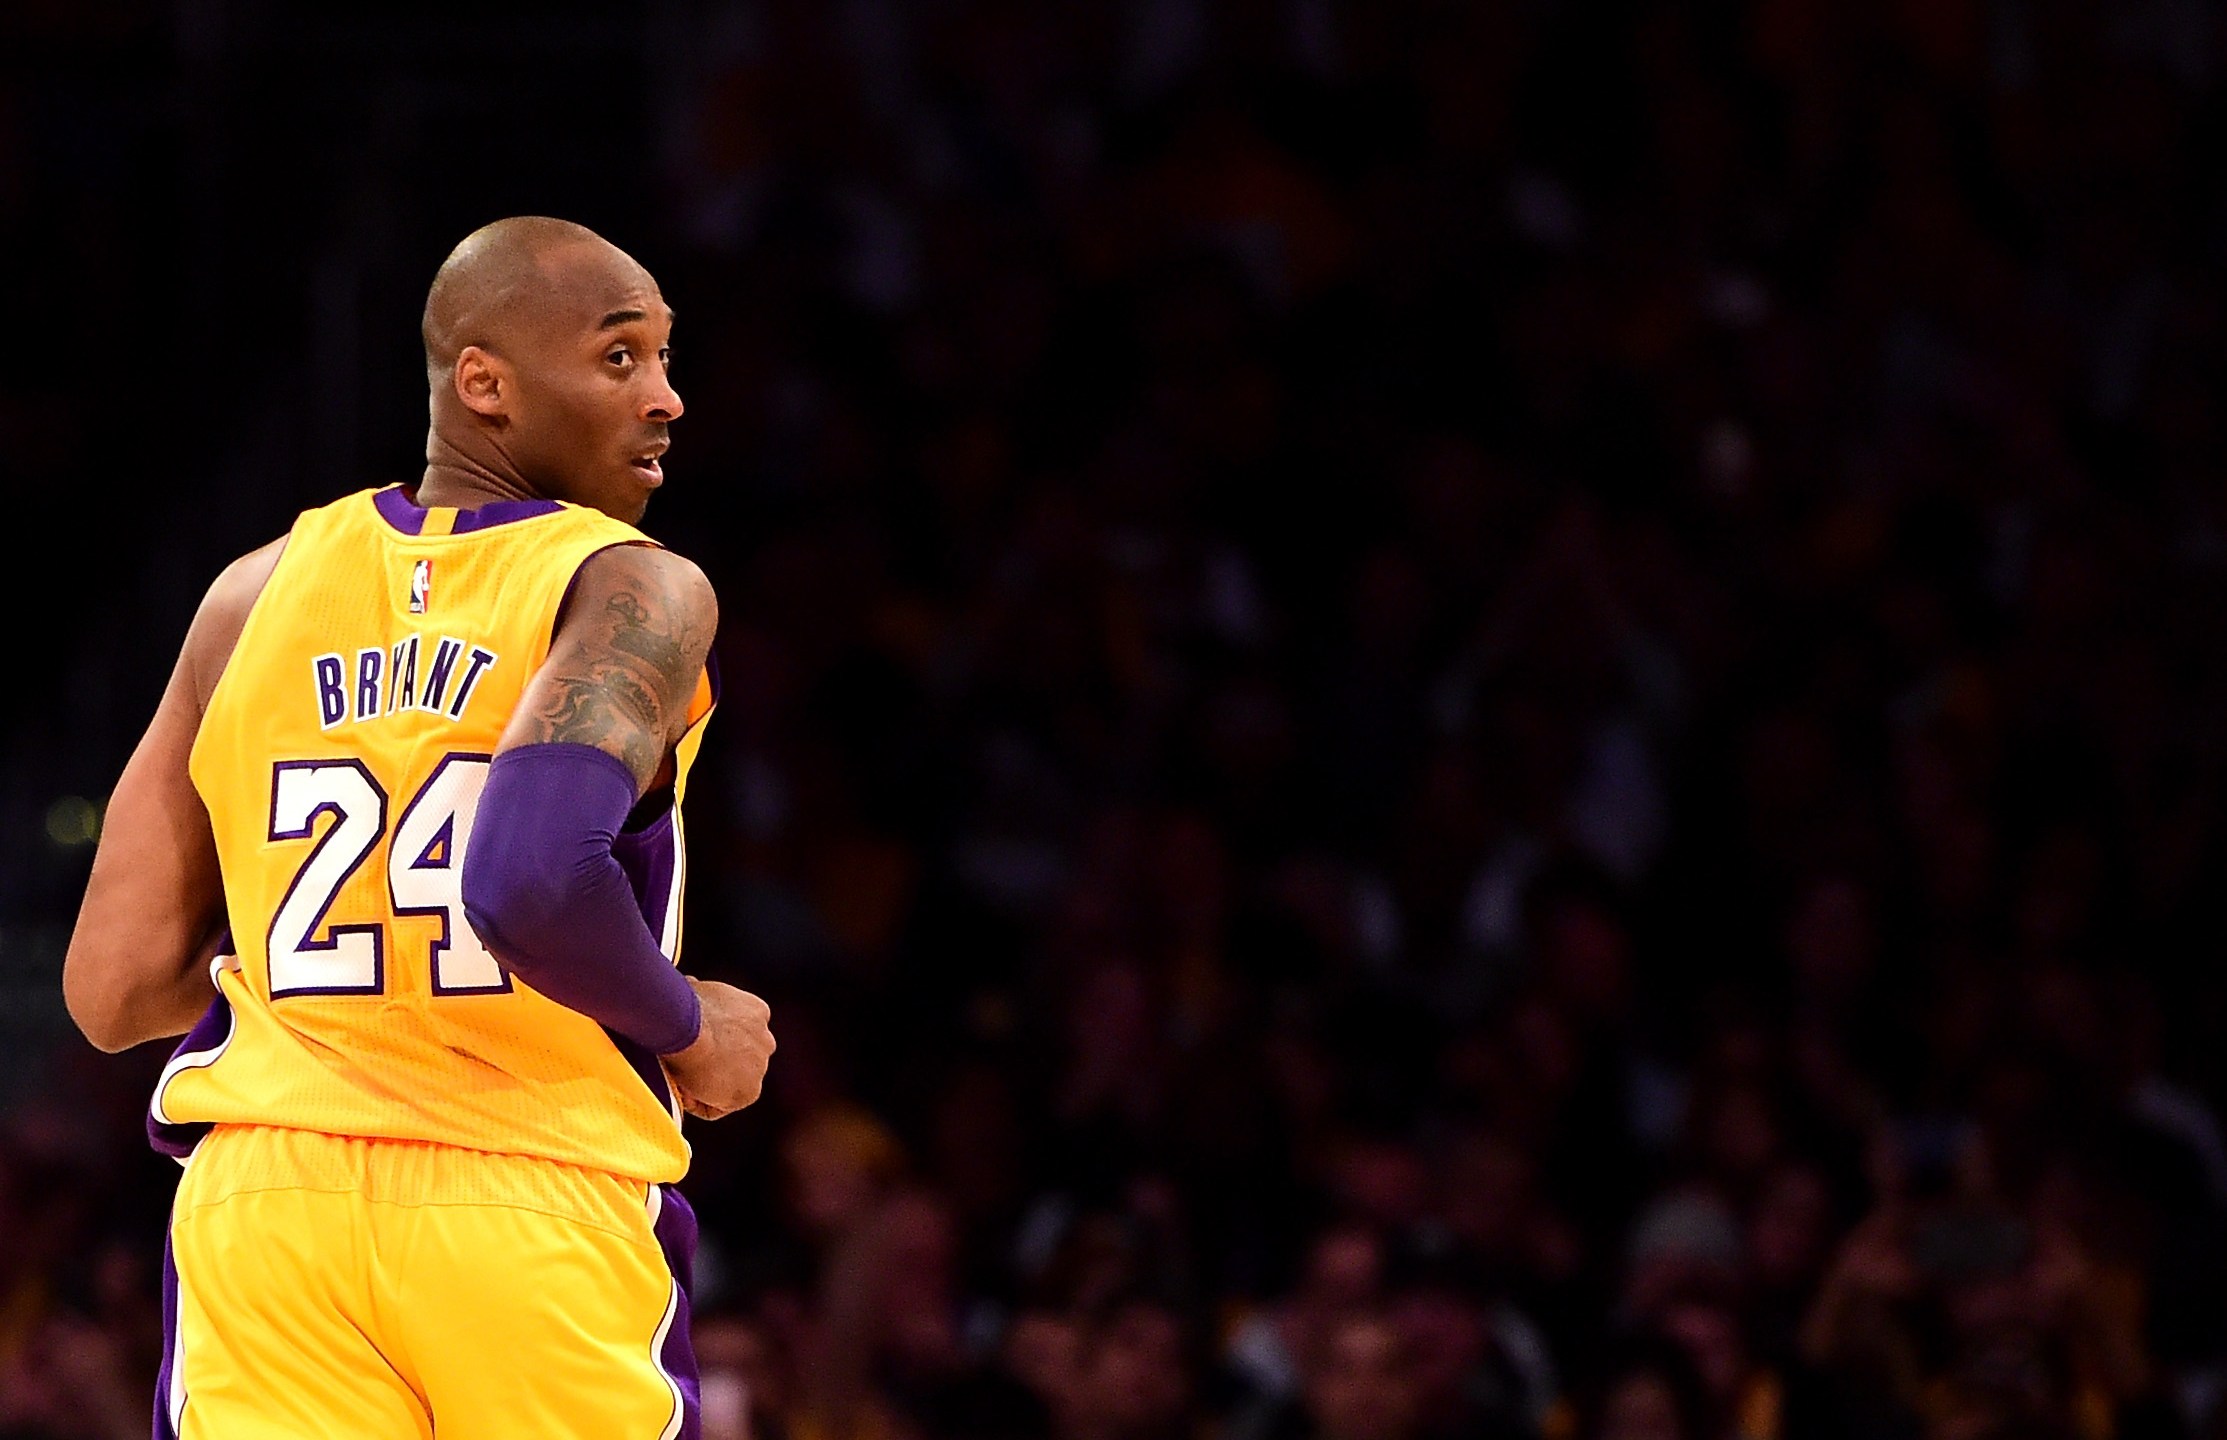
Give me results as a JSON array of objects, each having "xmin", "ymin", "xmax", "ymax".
[{"xmin": 409, "ymin": 559, "xmax": 432, "ymax": 614}]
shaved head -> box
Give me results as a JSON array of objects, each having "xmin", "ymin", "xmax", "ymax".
[
  {"xmin": 417, "ymin": 215, "xmax": 682, "ymax": 522},
  {"xmin": 422, "ymin": 215, "xmax": 649, "ymax": 379}
]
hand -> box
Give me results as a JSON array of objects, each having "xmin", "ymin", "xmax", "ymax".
[{"xmin": 663, "ymin": 978, "xmax": 775, "ymax": 1120}]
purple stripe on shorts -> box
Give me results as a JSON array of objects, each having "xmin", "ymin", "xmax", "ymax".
[
  {"xmin": 153, "ymin": 1232, "xmax": 181, "ymax": 1440},
  {"xmin": 654, "ymin": 1186, "xmax": 704, "ymax": 1440}
]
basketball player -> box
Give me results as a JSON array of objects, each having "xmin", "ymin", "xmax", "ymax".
[{"xmin": 60, "ymin": 215, "xmax": 775, "ymax": 1438}]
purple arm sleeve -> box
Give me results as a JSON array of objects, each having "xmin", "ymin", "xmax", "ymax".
[{"xmin": 461, "ymin": 742, "xmax": 703, "ymax": 1056}]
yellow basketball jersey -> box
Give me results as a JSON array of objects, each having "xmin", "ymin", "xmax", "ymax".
[{"xmin": 150, "ymin": 485, "xmax": 716, "ymax": 1183}]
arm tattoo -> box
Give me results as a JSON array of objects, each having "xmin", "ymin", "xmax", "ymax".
[
  {"xmin": 603, "ymin": 591, "xmax": 698, "ymax": 700},
  {"xmin": 519, "ymin": 562, "xmax": 709, "ymax": 785},
  {"xmin": 538, "ymin": 668, "xmax": 663, "ymax": 779}
]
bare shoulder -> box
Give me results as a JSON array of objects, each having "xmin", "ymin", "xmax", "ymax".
[
  {"xmin": 185, "ymin": 536, "xmax": 290, "ymax": 713},
  {"xmin": 504, "ymin": 543, "xmax": 717, "ymax": 783},
  {"xmin": 561, "ymin": 545, "xmax": 719, "ymax": 681},
  {"xmin": 569, "ymin": 543, "xmax": 718, "ymax": 635}
]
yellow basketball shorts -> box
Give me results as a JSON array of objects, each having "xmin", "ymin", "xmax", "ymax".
[{"xmin": 156, "ymin": 1125, "xmax": 700, "ymax": 1439}]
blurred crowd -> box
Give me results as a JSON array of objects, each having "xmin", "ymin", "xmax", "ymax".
[{"xmin": 12, "ymin": 0, "xmax": 2227, "ymax": 1437}]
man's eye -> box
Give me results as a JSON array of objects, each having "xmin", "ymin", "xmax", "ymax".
[{"xmin": 607, "ymin": 348, "xmax": 632, "ymax": 366}]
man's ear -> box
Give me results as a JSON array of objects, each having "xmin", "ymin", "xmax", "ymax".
[{"xmin": 454, "ymin": 345, "xmax": 510, "ymax": 419}]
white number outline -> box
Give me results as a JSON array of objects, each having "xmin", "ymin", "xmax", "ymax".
[
  {"xmin": 267, "ymin": 760, "xmax": 387, "ymax": 997},
  {"xmin": 264, "ymin": 753, "xmax": 508, "ymax": 998},
  {"xmin": 390, "ymin": 753, "xmax": 509, "ymax": 994}
]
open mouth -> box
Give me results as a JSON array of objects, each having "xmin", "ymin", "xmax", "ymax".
[{"xmin": 629, "ymin": 445, "xmax": 667, "ymax": 484}]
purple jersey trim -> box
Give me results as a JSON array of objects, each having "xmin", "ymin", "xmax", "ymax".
[
  {"xmin": 452, "ymin": 497, "xmax": 565, "ymax": 532},
  {"xmin": 373, "ymin": 485, "xmax": 564, "ymax": 536},
  {"xmin": 148, "ymin": 988, "xmax": 236, "ymax": 1159},
  {"xmin": 613, "ymin": 808, "xmax": 679, "ymax": 923},
  {"xmin": 606, "ymin": 1029, "xmax": 680, "ymax": 1121},
  {"xmin": 373, "ymin": 485, "xmax": 427, "ymax": 535},
  {"xmin": 608, "ymin": 809, "xmax": 683, "ymax": 1117}
]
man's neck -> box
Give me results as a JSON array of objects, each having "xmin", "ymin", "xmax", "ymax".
[{"xmin": 418, "ymin": 433, "xmax": 535, "ymax": 510}]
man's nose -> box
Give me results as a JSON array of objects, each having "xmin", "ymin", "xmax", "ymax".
[{"xmin": 645, "ymin": 372, "xmax": 683, "ymax": 422}]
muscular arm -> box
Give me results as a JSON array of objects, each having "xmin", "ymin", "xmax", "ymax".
[
  {"xmin": 502, "ymin": 539, "xmax": 715, "ymax": 794},
  {"xmin": 63, "ymin": 540, "xmax": 286, "ymax": 1053},
  {"xmin": 461, "ymin": 544, "xmax": 718, "ymax": 1053}
]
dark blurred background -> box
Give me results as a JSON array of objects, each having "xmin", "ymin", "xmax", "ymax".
[{"xmin": 10, "ymin": 2, "xmax": 2227, "ymax": 1438}]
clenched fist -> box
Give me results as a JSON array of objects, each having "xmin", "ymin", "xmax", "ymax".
[{"xmin": 662, "ymin": 978, "xmax": 775, "ymax": 1120}]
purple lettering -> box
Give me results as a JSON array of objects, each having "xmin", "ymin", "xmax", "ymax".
[
  {"xmin": 447, "ymin": 647, "xmax": 498, "ymax": 720},
  {"xmin": 314, "ymin": 654, "xmax": 347, "ymax": 728},
  {"xmin": 355, "ymin": 648, "xmax": 383, "ymax": 722},
  {"xmin": 418, "ymin": 637, "xmax": 464, "ymax": 713},
  {"xmin": 388, "ymin": 636, "xmax": 419, "ymax": 712}
]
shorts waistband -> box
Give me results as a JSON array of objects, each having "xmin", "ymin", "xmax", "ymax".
[{"xmin": 173, "ymin": 1125, "xmax": 657, "ymax": 1242}]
